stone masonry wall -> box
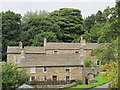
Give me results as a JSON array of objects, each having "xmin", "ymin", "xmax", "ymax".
[
  {"xmin": 25, "ymin": 66, "xmax": 83, "ymax": 81},
  {"xmin": 45, "ymin": 49, "xmax": 80, "ymax": 54},
  {"xmin": 7, "ymin": 54, "xmax": 21, "ymax": 63}
]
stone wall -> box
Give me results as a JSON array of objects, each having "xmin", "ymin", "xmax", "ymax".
[
  {"xmin": 7, "ymin": 54, "xmax": 21, "ymax": 63},
  {"xmin": 24, "ymin": 66, "xmax": 83, "ymax": 81},
  {"xmin": 45, "ymin": 49, "xmax": 80, "ymax": 54},
  {"xmin": 82, "ymin": 67, "xmax": 100, "ymax": 84}
]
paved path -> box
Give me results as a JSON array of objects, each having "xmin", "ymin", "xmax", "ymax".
[{"xmin": 87, "ymin": 81, "xmax": 112, "ymax": 90}]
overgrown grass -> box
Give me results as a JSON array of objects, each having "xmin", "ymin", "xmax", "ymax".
[{"xmin": 64, "ymin": 74, "xmax": 109, "ymax": 90}]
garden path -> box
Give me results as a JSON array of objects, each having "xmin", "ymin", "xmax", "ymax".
[{"xmin": 87, "ymin": 81, "xmax": 112, "ymax": 90}]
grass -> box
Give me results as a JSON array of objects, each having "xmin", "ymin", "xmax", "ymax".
[{"xmin": 64, "ymin": 74, "xmax": 109, "ymax": 90}]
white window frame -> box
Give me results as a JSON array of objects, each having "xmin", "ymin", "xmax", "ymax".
[
  {"xmin": 53, "ymin": 51, "xmax": 59, "ymax": 54},
  {"xmin": 43, "ymin": 67, "xmax": 47, "ymax": 73},
  {"xmin": 30, "ymin": 76, "xmax": 36, "ymax": 81},
  {"xmin": 14, "ymin": 58, "xmax": 20, "ymax": 64},
  {"xmin": 96, "ymin": 60, "xmax": 100, "ymax": 66},
  {"xmin": 30, "ymin": 67, "xmax": 36, "ymax": 73},
  {"xmin": 65, "ymin": 67, "xmax": 71, "ymax": 72},
  {"xmin": 74, "ymin": 51, "xmax": 80, "ymax": 53},
  {"xmin": 43, "ymin": 76, "xmax": 47, "ymax": 81},
  {"xmin": 65, "ymin": 76, "xmax": 71, "ymax": 81},
  {"xmin": 51, "ymin": 75, "xmax": 58, "ymax": 81}
]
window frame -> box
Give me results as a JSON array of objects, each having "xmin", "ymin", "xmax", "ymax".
[
  {"xmin": 53, "ymin": 51, "xmax": 59, "ymax": 54},
  {"xmin": 74, "ymin": 51, "xmax": 80, "ymax": 53},
  {"xmin": 65, "ymin": 76, "xmax": 71, "ymax": 81},
  {"xmin": 30, "ymin": 76, "xmax": 36, "ymax": 81},
  {"xmin": 65, "ymin": 67, "xmax": 71, "ymax": 72},
  {"xmin": 14, "ymin": 58, "xmax": 20, "ymax": 63},
  {"xmin": 43, "ymin": 67, "xmax": 47, "ymax": 73},
  {"xmin": 30, "ymin": 67, "xmax": 36, "ymax": 73},
  {"xmin": 43, "ymin": 76, "xmax": 47, "ymax": 81},
  {"xmin": 96, "ymin": 60, "xmax": 100, "ymax": 66}
]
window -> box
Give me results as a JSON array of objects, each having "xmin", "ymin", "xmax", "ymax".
[
  {"xmin": 96, "ymin": 60, "xmax": 100, "ymax": 66},
  {"xmin": 75, "ymin": 51, "xmax": 79, "ymax": 53},
  {"xmin": 43, "ymin": 67, "xmax": 47, "ymax": 73},
  {"xmin": 52, "ymin": 75, "xmax": 57, "ymax": 81},
  {"xmin": 53, "ymin": 51, "xmax": 59, "ymax": 54},
  {"xmin": 43, "ymin": 76, "xmax": 47, "ymax": 81},
  {"xmin": 14, "ymin": 58, "xmax": 20, "ymax": 63},
  {"xmin": 65, "ymin": 76, "xmax": 70, "ymax": 81},
  {"xmin": 65, "ymin": 68, "xmax": 71, "ymax": 72},
  {"xmin": 30, "ymin": 68, "xmax": 36, "ymax": 73},
  {"xmin": 30, "ymin": 76, "xmax": 36, "ymax": 81}
]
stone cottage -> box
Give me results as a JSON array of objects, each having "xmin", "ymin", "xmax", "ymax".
[{"xmin": 7, "ymin": 38, "xmax": 106, "ymax": 83}]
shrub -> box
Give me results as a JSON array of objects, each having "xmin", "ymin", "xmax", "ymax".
[
  {"xmin": 75, "ymin": 80, "xmax": 82, "ymax": 84},
  {"xmin": 84, "ymin": 60, "xmax": 93, "ymax": 67}
]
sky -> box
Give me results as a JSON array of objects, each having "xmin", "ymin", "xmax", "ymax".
[{"xmin": 1, "ymin": 0, "xmax": 115, "ymax": 18}]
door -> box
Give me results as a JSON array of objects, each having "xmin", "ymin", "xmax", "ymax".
[{"xmin": 52, "ymin": 75, "xmax": 57, "ymax": 81}]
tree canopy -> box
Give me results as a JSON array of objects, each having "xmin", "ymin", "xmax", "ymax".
[{"xmin": 2, "ymin": 62, "xmax": 28, "ymax": 89}]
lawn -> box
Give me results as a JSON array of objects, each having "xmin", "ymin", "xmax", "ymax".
[{"xmin": 64, "ymin": 74, "xmax": 109, "ymax": 90}]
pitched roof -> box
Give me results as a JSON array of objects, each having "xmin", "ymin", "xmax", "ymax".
[
  {"xmin": 45, "ymin": 43, "xmax": 81, "ymax": 49},
  {"xmin": 45, "ymin": 43, "xmax": 101, "ymax": 50},
  {"xmin": 7, "ymin": 46, "xmax": 21, "ymax": 54},
  {"xmin": 19, "ymin": 54, "xmax": 83, "ymax": 67},
  {"xmin": 7, "ymin": 46, "xmax": 45, "ymax": 54}
]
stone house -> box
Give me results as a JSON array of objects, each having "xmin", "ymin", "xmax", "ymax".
[{"xmin": 7, "ymin": 38, "xmax": 106, "ymax": 83}]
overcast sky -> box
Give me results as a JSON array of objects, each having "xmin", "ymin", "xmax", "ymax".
[{"xmin": 1, "ymin": 0, "xmax": 115, "ymax": 18}]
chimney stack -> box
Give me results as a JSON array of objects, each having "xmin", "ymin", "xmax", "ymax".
[
  {"xmin": 80, "ymin": 36, "xmax": 86, "ymax": 45},
  {"xmin": 44, "ymin": 38, "xmax": 47, "ymax": 47},
  {"xmin": 19, "ymin": 41, "xmax": 23, "ymax": 49},
  {"xmin": 21, "ymin": 48, "xmax": 25, "ymax": 58}
]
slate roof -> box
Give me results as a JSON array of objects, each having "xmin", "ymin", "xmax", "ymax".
[
  {"xmin": 19, "ymin": 54, "xmax": 83, "ymax": 67},
  {"xmin": 45, "ymin": 42, "xmax": 101, "ymax": 50},
  {"xmin": 7, "ymin": 46, "xmax": 45, "ymax": 54},
  {"xmin": 7, "ymin": 42, "xmax": 106, "ymax": 54}
]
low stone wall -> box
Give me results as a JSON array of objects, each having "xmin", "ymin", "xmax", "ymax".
[{"xmin": 28, "ymin": 80, "xmax": 75, "ymax": 85}]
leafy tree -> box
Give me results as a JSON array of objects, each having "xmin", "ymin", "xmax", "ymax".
[
  {"xmin": 2, "ymin": 62, "xmax": 28, "ymax": 90},
  {"xmin": 32, "ymin": 32, "xmax": 58, "ymax": 46},
  {"xmin": 49, "ymin": 8, "xmax": 83, "ymax": 42},
  {"xmin": 20, "ymin": 11, "xmax": 60, "ymax": 46},
  {"xmin": 100, "ymin": 60, "xmax": 118, "ymax": 88},
  {"xmin": 84, "ymin": 60, "xmax": 93, "ymax": 67},
  {"xmin": 2, "ymin": 11, "xmax": 22, "ymax": 61}
]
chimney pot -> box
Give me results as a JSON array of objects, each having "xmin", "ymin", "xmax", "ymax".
[
  {"xmin": 19, "ymin": 41, "xmax": 23, "ymax": 49},
  {"xmin": 44, "ymin": 38, "xmax": 47, "ymax": 47}
]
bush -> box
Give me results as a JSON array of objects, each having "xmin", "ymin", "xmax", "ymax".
[
  {"xmin": 84, "ymin": 60, "xmax": 93, "ymax": 67},
  {"xmin": 75, "ymin": 80, "xmax": 82, "ymax": 84}
]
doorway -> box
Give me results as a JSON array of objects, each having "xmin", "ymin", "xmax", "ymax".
[{"xmin": 52, "ymin": 75, "xmax": 57, "ymax": 81}]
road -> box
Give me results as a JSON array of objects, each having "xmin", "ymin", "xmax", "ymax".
[{"xmin": 87, "ymin": 81, "xmax": 112, "ymax": 90}]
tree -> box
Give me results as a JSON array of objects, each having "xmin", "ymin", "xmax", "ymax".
[
  {"xmin": 20, "ymin": 11, "xmax": 60, "ymax": 46},
  {"xmin": 49, "ymin": 8, "xmax": 83, "ymax": 42},
  {"xmin": 100, "ymin": 60, "xmax": 118, "ymax": 88},
  {"xmin": 2, "ymin": 11, "xmax": 22, "ymax": 61},
  {"xmin": 2, "ymin": 62, "xmax": 28, "ymax": 90},
  {"xmin": 32, "ymin": 32, "xmax": 58, "ymax": 46},
  {"xmin": 84, "ymin": 60, "xmax": 93, "ymax": 67}
]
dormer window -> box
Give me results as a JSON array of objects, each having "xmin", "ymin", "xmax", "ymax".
[{"xmin": 53, "ymin": 51, "xmax": 59, "ymax": 54}]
